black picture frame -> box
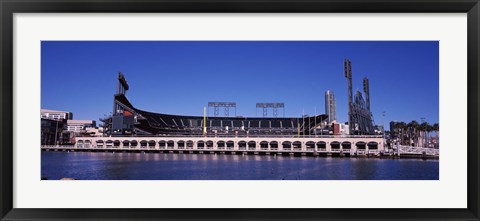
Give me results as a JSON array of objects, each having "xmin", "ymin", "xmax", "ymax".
[{"xmin": 1, "ymin": 0, "xmax": 479, "ymax": 220}]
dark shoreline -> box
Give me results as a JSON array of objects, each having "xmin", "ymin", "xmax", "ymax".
[{"xmin": 41, "ymin": 148, "xmax": 439, "ymax": 160}]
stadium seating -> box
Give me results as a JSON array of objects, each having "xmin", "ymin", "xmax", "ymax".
[{"xmin": 114, "ymin": 94, "xmax": 328, "ymax": 136}]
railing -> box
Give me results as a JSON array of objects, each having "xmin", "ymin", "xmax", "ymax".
[
  {"xmin": 75, "ymin": 134, "xmax": 384, "ymax": 139},
  {"xmin": 43, "ymin": 145, "xmax": 439, "ymax": 156},
  {"xmin": 396, "ymin": 145, "xmax": 439, "ymax": 156},
  {"xmin": 41, "ymin": 145, "xmax": 76, "ymax": 149}
]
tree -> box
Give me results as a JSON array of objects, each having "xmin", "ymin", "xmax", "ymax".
[
  {"xmin": 419, "ymin": 122, "xmax": 430, "ymax": 147},
  {"xmin": 408, "ymin": 120, "xmax": 419, "ymax": 146},
  {"xmin": 433, "ymin": 123, "xmax": 439, "ymax": 148},
  {"xmin": 392, "ymin": 122, "xmax": 401, "ymax": 144},
  {"xmin": 395, "ymin": 121, "xmax": 407, "ymax": 145}
]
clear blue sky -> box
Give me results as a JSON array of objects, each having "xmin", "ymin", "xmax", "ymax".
[{"xmin": 41, "ymin": 41, "xmax": 439, "ymax": 127}]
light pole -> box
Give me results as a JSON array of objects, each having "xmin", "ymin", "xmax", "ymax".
[
  {"xmin": 421, "ymin": 117, "xmax": 426, "ymax": 148},
  {"xmin": 314, "ymin": 107, "xmax": 317, "ymax": 137},
  {"xmin": 382, "ymin": 111, "xmax": 386, "ymax": 150},
  {"xmin": 54, "ymin": 119, "xmax": 59, "ymax": 146},
  {"xmin": 302, "ymin": 109, "xmax": 305, "ymax": 138},
  {"xmin": 308, "ymin": 114, "xmax": 311, "ymax": 136}
]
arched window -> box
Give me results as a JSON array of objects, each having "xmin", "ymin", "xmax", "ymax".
[
  {"xmin": 148, "ymin": 140, "xmax": 156, "ymax": 149},
  {"xmin": 292, "ymin": 141, "xmax": 302, "ymax": 149},
  {"xmin": 341, "ymin": 141, "xmax": 352, "ymax": 149},
  {"xmin": 248, "ymin": 141, "xmax": 256, "ymax": 149},
  {"xmin": 270, "ymin": 141, "xmax": 278, "ymax": 149},
  {"xmin": 197, "ymin": 140, "xmax": 205, "ymax": 149},
  {"xmin": 140, "ymin": 140, "xmax": 148, "ymax": 148},
  {"xmin": 306, "ymin": 141, "xmax": 315, "ymax": 150},
  {"xmin": 206, "ymin": 140, "xmax": 214, "ymax": 149},
  {"xmin": 167, "ymin": 140, "xmax": 175, "ymax": 148},
  {"xmin": 356, "ymin": 141, "xmax": 366, "ymax": 149},
  {"xmin": 122, "ymin": 140, "xmax": 130, "ymax": 148},
  {"xmin": 217, "ymin": 140, "xmax": 225, "ymax": 149},
  {"xmin": 331, "ymin": 141, "xmax": 340, "ymax": 149},
  {"xmin": 113, "ymin": 140, "xmax": 121, "ymax": 148},
  {"xmin": 226, "ymin": 141, "xmax": 235, "ymax": 149},
  {"xmin": 177, "ymin": 140, "xmax": 185, "ymax": 149},
  {"xmin": 158, "ymin": 140, "xmax": 166, "ymax": 149},
  {"xmin": 238, "ymin": 141, "xmax": 247, "ymax": 149},
  {"xmin": 316, "ymin": 141, "xmax": 326, "ymax": 149},
  {"xmin": 130, "ymin": 140, "xmax": 138, "ymax": 148},
  {"xmin": 186, "ymin": 140, "xmax": 194, "ymax": 148},
  {"xmin": 367, "ymin": 142, "xmax": 378, "ymax": 149}
]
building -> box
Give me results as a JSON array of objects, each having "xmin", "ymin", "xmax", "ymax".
[
  {"xmin": 41, "ymin": 109, "xmax": 73, "ymax": 120},
  {"xmin": 332, "ymin": 122, "xmax": 349, "ymax": 135},
  {"xmin": 325, "ymin": 90, "xmax": 336, "ymax": 124},
  {"xmin": 389, "ymin": 121, "xmax": 399, "ymax": 138},
  {"xmin": 67, "ymin": 120, "xmax": 97, "ymax": 133},
  {"xmin": 85, "ymin": 127, "xmax": 104, "ymax": 137},
  {"xmin": 374, "ymin": 125, "xmax": 385, "ymax": 135},
  {"xmin": 41, "ymin": 118, "xmax": 66, "ymax": 145},
  {"xmin": 41, "ymin": 109, "xmax": 75, "ymax": 145}
]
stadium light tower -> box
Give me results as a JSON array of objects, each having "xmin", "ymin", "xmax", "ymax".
[
  {"xmin": 363, "ymin": 77, "xmax": 370, "ymax": 111},
  {"xmin": 256, "ymin": 103, "xmax": 285, "ymax": 117},
  {"xmin": 208, "ymin": 102, "xmax": 237, "ymax": 117}
]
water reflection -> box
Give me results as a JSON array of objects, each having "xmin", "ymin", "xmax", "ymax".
[{"xmin": 41, "ymin": 152, "xmax": 439, "ymax": 180}]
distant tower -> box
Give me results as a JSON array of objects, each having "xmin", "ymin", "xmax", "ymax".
[
  {"xmin": 363, "ymin": 77, "xmax": 370, "ymax": 111},
  {"xmin": 344, "ymin": 59, "xmax": 353, "ymax": 129},
  {"xmin": 325, "ymin": 90, "xmax": 336, "ymax": 123}
]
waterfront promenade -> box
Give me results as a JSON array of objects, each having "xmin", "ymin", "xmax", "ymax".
[{"xmin": 41, "ymin": 135, "xmax": 439, "ymax": 158}]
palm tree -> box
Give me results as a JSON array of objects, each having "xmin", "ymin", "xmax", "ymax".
[
  {"xmin": 415, "ymin": 122, "xmax": 423, "ymax": 147},
  {"xmin": 433, "ymin": 123, "xmax": 439, "ymax": 148},
  {"xmin": 426, "ymin": 124, "xmax": 434, "ymax": 148},
  {"xmin": 396, "ymin": 122, "xmax": 407, "ymax": 145},
  {"xmin": 392, "ymin": 122, "xmax": 401, "ymax": 144},
  {"xmin": 419, "ymin": 122, "xmax": 430, "ymax": 147},
  {"xmin": 408, "ymin": 120, "xmax": 419, "ymax": 146}
]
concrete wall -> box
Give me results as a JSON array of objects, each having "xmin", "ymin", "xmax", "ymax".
[{"xmin": 75, "ymin": 136, "xmax": 385, "ymax": 153}]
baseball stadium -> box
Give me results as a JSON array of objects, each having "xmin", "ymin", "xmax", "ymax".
[{"xmin": 48, "ymin": 59, "xmax": 390, "ymax": 156}]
